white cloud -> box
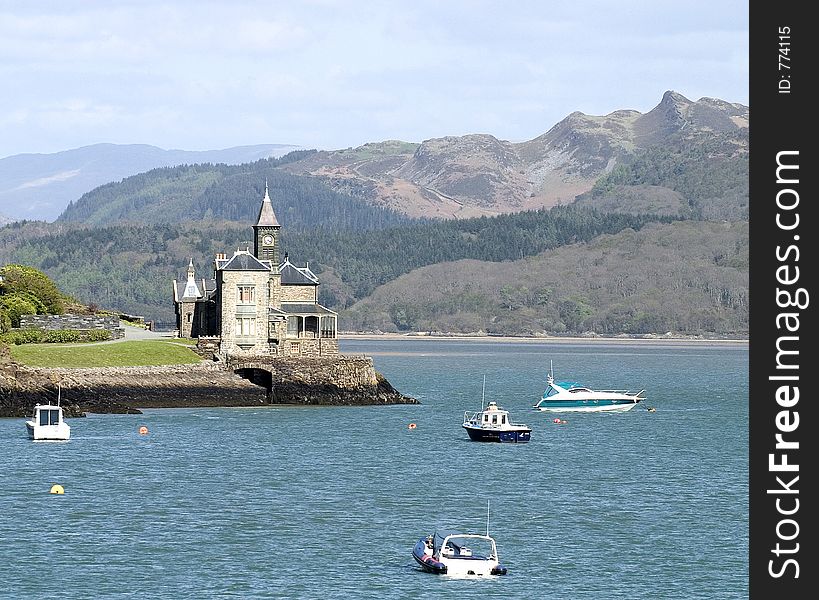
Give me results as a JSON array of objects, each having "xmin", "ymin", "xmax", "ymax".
[
  {"xmin": 0, "ymin": 0, "xmax": 748, "ymax": 157},
  {"xmin": 16, "ymin": 169, "xmax": 81, "ymax": 189}
]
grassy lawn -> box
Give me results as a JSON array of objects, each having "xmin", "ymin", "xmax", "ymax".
[{"xmin": 10, "ymin": 340, "xmax": 203, "ymax": 368}]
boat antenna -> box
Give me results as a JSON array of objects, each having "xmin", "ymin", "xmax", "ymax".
[
  {"xmin": 549, "ymin": 359, "xmax": 554, "ymax": 381},
  {"xmin": 57, "ymin": 383, "xmax": 61, "ymax": 407},
  {"xmin": 481, "ymin": 375, "xmax": 486, "ymax": 410}
]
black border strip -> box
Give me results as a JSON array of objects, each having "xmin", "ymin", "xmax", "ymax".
[{"xmin": 750, "ymin": 3, "xmax": 814, "ymax": 597}]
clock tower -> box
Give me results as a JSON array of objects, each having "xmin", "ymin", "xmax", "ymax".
[{"xmin": 253, "ymin": 180, "xmax": 281, "ymax": 264}]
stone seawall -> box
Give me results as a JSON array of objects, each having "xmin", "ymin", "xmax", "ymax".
[
  {"xmin": 0, "ymin": 351, "xmax": 417, "ymax": 417},
  {"xmin": 19, "ymin": 313, "xmax": 126, "ymax": 339}
]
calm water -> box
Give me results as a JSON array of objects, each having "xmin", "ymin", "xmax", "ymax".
[{"xmin": 0, "ymin": 339, "xmax": 749, "ymax": 599}]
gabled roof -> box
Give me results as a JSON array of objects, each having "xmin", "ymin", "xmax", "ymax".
[
  {"xmin": 220, "ymin": 250, "xmax": 271, "ymax": 271},
  {"xmin": 279, "ymin": 257, "xmax": 319, "ymax": 285},
  {"xmin": 174, "ymin": 279, "xmax": 216, "ymax": 303},
  {"xmin": 255, "ymin": 181, "xmax": 280, "ymax": 227},
  {"xmin": 181, "ymin": 277, "xmax": 202, "ymax": 299}
]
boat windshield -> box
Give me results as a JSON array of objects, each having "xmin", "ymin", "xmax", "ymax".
[
  {"xmin": 39, "ymin": 409, "xmax": 61, "ymax": 426},
  {"xmin": 433, "ymin": 531, "xmax": 496, "ymax": 559},
  {"xmin": 545, "ymin": 381, "xmax": 582, "ymax": 396},
  {"xmin": 433, "ymin": 530, "xmax": 457, "ymax": 552}
]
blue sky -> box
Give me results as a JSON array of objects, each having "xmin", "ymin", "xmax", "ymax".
[{"xmin": 0, "ymin": 0, "xmax": 748, "ymax": 159}]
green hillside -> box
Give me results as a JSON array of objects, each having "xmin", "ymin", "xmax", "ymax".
[
  {"xmin": 1, "ymin": 207, "xmax": 662, "ymax": 324},
  {"xmin": 57, "ymin": 151, "xmax": 411, "ymax": 231},
  {"xmin": 343, "ymin": 220, "xmax": 748, "ymax": 336},
  {"xmin": 1, "ymin": 117, "xmax": 749, "ymax": 337},
  {"xmin": 576, "ymin": 131, "xmax": 749, "ymax": 220}
]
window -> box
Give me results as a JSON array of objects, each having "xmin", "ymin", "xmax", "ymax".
[
  {"xmin": 287, "ymin": 316, "xmax": 300, "ymax": 337},
  {"xmin": 492, "ymin": 415, "xmax": 498, "ymax": 424},
  {"xmin": 320, "ymin": 316, "xmax": 336, "ymax": 338},
  {"xmin": 237, "ymin": 285, "xmax": 255, "ymax": 304},
  {"xmin": 235, "ymin": 317, "xmax": 256, "ymax": 337},
  {"xmin": 291, "ymin": 342, "xmax": 301, "ymax": 354},
  {"xmin": 186, "ymin": 313, "xmax": 192, "ymax": 323}
]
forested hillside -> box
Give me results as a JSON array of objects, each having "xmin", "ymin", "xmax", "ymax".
[
  {"xmin": 0, "ymin": 91, "xmax": 749, "ymax": 337},
  {"xmin": 343, "ymin": 221, "xmax": 748, "ymax": 336},
  {"xmin": 1, "ymin": 207, "xmax": 663, "ymax": 324},
  {"xmin": 575, "ymin": 131, "xmax": 748, "ymax": 221},
  {"xmin": 57, "ymin": 151, "xmax": 410, "ymax": 231}
]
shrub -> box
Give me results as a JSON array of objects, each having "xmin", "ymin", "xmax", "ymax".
[
  {"xmin": 0, "ymin": 264, "xmax": 65, "ymax": 314},
  {"xmin": 0, "ymin": 327, "xmax": 113, "ymax": 344},
  {"xmin": 1, "ymin": 328, "xmax": 44, "ymax": 345},
  {"xmin": 86, "ymin": 329, "xmax": 112, "ymax": 342},
  {"xmin": 0, "ymin": 294, "xmax": 40, "ymax": 328}
]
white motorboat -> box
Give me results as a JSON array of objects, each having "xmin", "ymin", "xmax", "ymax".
[
  {"xmin": 533, "ymin": 361, "xmax": 645, "ymax": 413},
  {"xmin": 412, "ymin": 502, "xmax": 507, "ymax": 577},
  {"xmin": 26, "ymin": 386, "xmax": 71, "ymax": 441}
]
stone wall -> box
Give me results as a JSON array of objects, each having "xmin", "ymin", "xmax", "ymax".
[
  {"xmin": 280, "ymin": 285, "xmax": 317, "ymax": 302},
  {"xmin": 230, "ymin": 355, "xmax": 378, "ymax": 388},
  {"xmin": 0, "ymin": 362, "xmax": 268, "ymax": 417},
  {"xmin": 219, "ymin": 269, "xmax": 271, "ymax": 354},
  {"xmin": 226, "ymin": 354, "xmax": 417, "ymax": 406},
  {"xmin": 1, "ymin": 353, "xmax": 417, "ymax": 417},
  {"xmin": 283, "ymin": 337, "xmax": 339, "ymax": 357},
  {"xmin": 19, "ymin": 313, "xmax": 125, "ymax": 339},
  {"xmin": 195, "ymin": 336, "xmax": 221, "ymax": 359}
]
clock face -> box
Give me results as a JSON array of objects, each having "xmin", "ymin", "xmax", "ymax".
[{"xmin": 263, "ymin": 234, "xmax": 274, "ymax": 245}]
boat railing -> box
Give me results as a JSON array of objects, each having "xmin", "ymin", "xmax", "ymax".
[
  {"xmin": 582, "ymin": 388, "xmax": 644, "ymax": 395},
  {"xmin": 463, "ymin": 410, "xmax": 481, "ymax": 424}
]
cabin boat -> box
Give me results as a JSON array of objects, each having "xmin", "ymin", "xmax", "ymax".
[
  {"xmin": 25, "ymin": 388, "xmax": 71, "ymax": 441},
  {"xmin": 412, "ymin": 503, "xmax": 507, "ymax": 577},
  {"xmin": 533, "ymin": 362, "xmax": 645, "ymax": 413},
  {"xmin": 462, "ymin": 401, "xmax": 532, "ymax": 443},
  {"xmin": 462, "ymin": 376, "xmax": 531, "ymax": 443}
]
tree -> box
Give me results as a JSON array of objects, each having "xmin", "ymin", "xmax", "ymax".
[{"xmin": 0, "ymin": 264, "xmax": 65, "ymax": 314}]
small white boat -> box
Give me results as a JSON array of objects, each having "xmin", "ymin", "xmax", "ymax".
[
  {"xmin": 26, "ymin": 386, "xmax": 71, "ymax": 441},
  {"xmin": 412, "ymin": 502, "xmax": 508, "ymax": 577},
  {"xmin": 533, "ymin": 361, "xmax": 645, "ymax": 413}
]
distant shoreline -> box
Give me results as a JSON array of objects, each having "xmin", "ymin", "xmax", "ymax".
[{"xmin": 339, "ymin": 332, "xmax": 748, "ymax": 347}]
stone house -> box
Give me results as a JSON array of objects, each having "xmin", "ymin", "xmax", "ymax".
[{"xmin": 172, "ymin": 184, "xmax": 338, "ymax": 357}]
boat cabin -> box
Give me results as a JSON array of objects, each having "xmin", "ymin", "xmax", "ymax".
[
  {"xmin": 480, "ymin": 402, "xmax": 509, "ymax": 427},
  {"xmin": 36, "ymin": 405, "xmax": 63, "ymax": 427},
  {"xmin": 26, "ymin": 403, "xmax": 71, "ymax": 441}
]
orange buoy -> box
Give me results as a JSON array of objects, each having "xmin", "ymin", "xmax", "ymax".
[
  {"xmin": 408, "ymin": 423, "xmax": 417, "ymax": 430},
  {"xmin": 139, "ymin": 426, "xmax": 148, "ymax": 435}
]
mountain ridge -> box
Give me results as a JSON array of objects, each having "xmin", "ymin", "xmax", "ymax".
[
  {"xmin": 278, "ymin": 90, "xmax": 748, "ymax": 219},
  {"xmin": 0, "ymin": 143, "xmax": 300, "ymax": 222}
]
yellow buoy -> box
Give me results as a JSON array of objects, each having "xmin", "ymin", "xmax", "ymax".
[
  {"xmin": 50, "ymin": 484, "xmax": 64, "ymax": 494},
  {"xmin": 139, "ymin": 426, "xmax": 148, "ymax": 435}
]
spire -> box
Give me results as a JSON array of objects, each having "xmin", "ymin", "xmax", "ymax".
[{"xmin": 255, "ymin": 180, "xmax": 280, "ymax": 227}]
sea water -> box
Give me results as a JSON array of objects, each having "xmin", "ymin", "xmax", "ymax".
[{"xmin": 0, "ymin": 338, "xmax": 748, "ymax": 599}]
